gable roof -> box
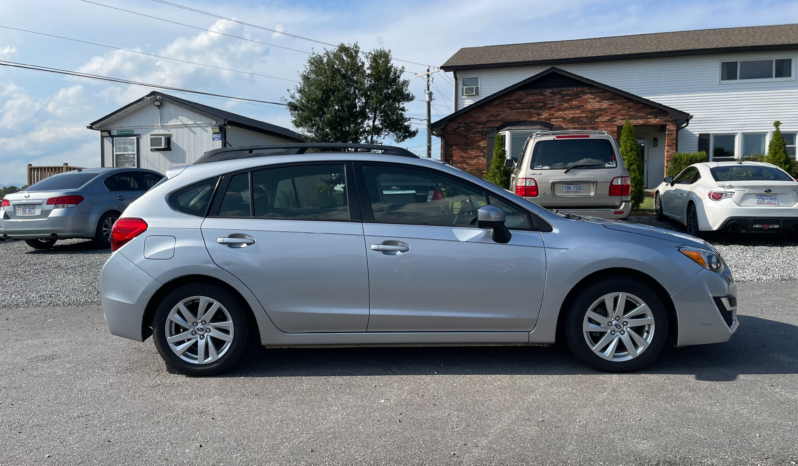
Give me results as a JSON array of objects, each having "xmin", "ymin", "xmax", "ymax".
[
  {"xmin": 88, "ymin": 91, "xmax": 303, "ymax": 142},
  {"xmin": 430, "ymin": 67, "xmax": 691, "ymax": 130},
  {"xmin": 442, "ymin": 24, "xmax": 798, "ymax": 71}
]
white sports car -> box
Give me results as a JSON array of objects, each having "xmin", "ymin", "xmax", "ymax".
[{"xmin": 654, "ymin": 161, "xmax": 798, "ymax": 237}]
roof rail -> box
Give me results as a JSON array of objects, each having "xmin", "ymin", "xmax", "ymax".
[
  {"xmin": 195, "ymin": 143, "xmax": 419, "ymax": 164},
  {"xmin": 532, "ymin": 130, "xmax": 609, "ymax": 138}
]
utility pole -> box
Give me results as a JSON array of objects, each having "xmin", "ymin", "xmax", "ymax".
[{"xmin": 415, "ymin": 68, "xmax": 440, "ymax": 159}]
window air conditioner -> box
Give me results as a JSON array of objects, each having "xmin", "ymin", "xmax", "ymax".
[
  {"xmin": 463, "ymin": 86, "xmax": 478, "ymax": 96},
  {"xmin": 150, "ymin": 135, "xmax": 171, "ymax": 151}
]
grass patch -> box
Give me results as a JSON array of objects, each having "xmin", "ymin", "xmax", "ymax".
[{"xmin": 631, "ymin": 196, "xmax": 655, "ymax": 216}]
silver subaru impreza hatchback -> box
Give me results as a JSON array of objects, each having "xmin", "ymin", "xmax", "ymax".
[{"xmin": 101, "ymin": 144, "xmax": 738, "ymax": 376}]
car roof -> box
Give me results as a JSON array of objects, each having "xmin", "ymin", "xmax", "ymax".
[{"xmin": 698, "ymin": 161, "xmax": 773, "ymax": 168}]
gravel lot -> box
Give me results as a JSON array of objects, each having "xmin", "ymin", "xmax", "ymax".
[{"xmin": 2, "ymin": 220, "xmax": 797, "ymax": 308}]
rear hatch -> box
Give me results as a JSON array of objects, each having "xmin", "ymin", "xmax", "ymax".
[
  {"xmin": 709, "ymin": 165, "xmax": 798, "ymax": 208},
  {"xmin": 525, "ymin": 136, "xmax": 626, "ymax": 208}
]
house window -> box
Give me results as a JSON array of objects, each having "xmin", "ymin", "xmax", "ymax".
[
  {"xmin": 720, "ymin": 58, "xmax": 793, "ymax": 81},
  {"xmin": 113, "ymin": 137, "xmax": 137, "ymax": 168},
  {"xmin": 742, "ymin": 133, "xmax": 766, "ymax": 157},
  {"xmin": 711, "ymin": 134, "xmax": 736, "ymax": 161},
  {"xmin": 784, "ymin": 133, "xmax": 797, "ymax": 158},
  {"xmin": 461, "ymin": 77, "xmax": 479, "ymax": 97},
  {"xmin": 500, "ymin": 130, "xmax": 535, "ymax": 162}
]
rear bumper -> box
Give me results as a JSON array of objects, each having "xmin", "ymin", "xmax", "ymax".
[
  {"xmin": 1, "ymin": 211, "xmax": 96, "ymax": 239},
  {"xmin": 672, "ymin": 268, "xmax": 738, "ymax": 346},
  {"xmin": 716, "ymin": 216, "xmax": 798, "ymax": 233},
  {"xmin": 101, "ymin": 251, "xmax": 162, "ymax": 342},
  {"xmin": 534, "ymin": 201, "xmax": 631, "ymax": 219}
]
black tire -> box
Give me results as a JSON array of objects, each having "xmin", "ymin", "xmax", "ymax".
[
  {"xmin": 564, "ymin": 277, "xmax": 669, "ymax": 373},
  {"xmin": 152, "ymin": 284, "xmax": 250, "ymax": 376},
  {"xmin": 654, "ymin": 193, "xmax": 665, "ymax": 221},
  {"xmin": 92, "ymin": 211, "xmax": 119, "ymax": 249},
  {"xmin": 25, "ymin": 238, "xmax": 56, "ymax": 249},
  {"xmin": 685, "ymin": 203, "xmax": 706, "ymax": 239}
]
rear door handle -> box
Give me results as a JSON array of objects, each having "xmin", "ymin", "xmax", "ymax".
[
  {"xmin": 217, "ymin": 237, "xmax": 256, "ymax": 247},
  {"xmin": 115, "ymin": 196, "xmax": 126, "ymax": 201},
  {"xmin": 371, "ymin": 244, "xmax": 409, "ymax": 252}
]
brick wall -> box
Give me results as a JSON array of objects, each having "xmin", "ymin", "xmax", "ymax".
[{"xmin": 436, "ymin": 85, "xmax": 678, "ymax": 177}]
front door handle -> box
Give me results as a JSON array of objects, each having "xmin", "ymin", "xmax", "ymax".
[
  {"xmin": 115, "ymin": 196, "xmax": 126, "ymax": 201},
  {"xmin": 371, "ymin": 244, "xmax": 409, "ymax": 253},
  {"xmin": 218, "ymin": 237, "xmax": 256, "ymax": 247}
]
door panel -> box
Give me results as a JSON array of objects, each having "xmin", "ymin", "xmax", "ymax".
[
  {"xmin": 202, "ymin": 218, "xmax": 369, "ymax": 333},
  {"xmin": 364, "ymin": 223, "xmax": 546, "ymax": 332},
  {"xmin": 104, "ymin": 172, "xmax": 146, "ymax": 211}
]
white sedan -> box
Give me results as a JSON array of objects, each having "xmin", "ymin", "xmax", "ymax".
[{"xmin": 654, "ymin": 161, "xmax": 798, "ymax": 237}]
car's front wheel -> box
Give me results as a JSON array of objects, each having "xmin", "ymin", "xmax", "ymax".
[
  {"xmin": 654, "ymin": 193, "xmax": 665, "ymax": 221},
  {"xmin": 25, "ymin": 238, "xmax": 56, "ymax": 250},
  {"xmin": 564, "ymin": 277, "xmax": 669, "ymax": 372},
  {"xmin": 152, "ymin": 284, "xmax": 250, "ymax": 376}
]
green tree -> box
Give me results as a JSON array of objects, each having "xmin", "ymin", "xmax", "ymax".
[
  {"xmin": 285, "ymin": 43, "xmax": 417, "ymax": 144},
  {"xmin": 619, "ymin": 120, "xmax": 644, "ymax": 210},
  {"xmin": 765, "ymin": 121, "xmax": 794, "ymax": 174},
  {"xmin": 486, "ymin": 135, "xmax": 510, "ymax": 189}
]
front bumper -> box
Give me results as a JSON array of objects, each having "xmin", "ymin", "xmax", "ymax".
[
  {"xmin": 101, "ymin": 251, "xmax": 162, "ymax": 342},
  {"xmin": 2, "ymin": 211, "xmax": 96, "ymax": 239},
  {"xmin": 672, "ymin": 268, "xmax": 738, "ymax": 346}
]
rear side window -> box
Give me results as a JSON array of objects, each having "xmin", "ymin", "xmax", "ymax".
[
  {"xmin": 530, "ymin": 139, "xmax": 618, "ymax": 170},
  {"xmin": 26, "ymin": 172, "xmax": 100, "ymax": 191},
  {"xmin": 169, "ymin": 177, "xmax": 218, "ymax": 217},
  {"xmin": 218, "ymin": 173, "xmax": 251, "ymax": 217},
  {"xmin": 138, "ymin": 172, "xmax": 164, "ymax": 190},
  {"xmin": 710, "ymin": 165, "xmax": 794, "ymax": 182},
  {"xmin": 252, "ymin": 165, "xmax": 349, "ymax": 221},
  {"xmin": 105, "ymin": 172, "xmax": 144, "ymax": 191}
]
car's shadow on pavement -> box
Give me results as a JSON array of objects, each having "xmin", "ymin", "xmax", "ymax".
[
  {"xmin": 23, "ymin": 240, "xmax": 109, "ymax": 255},
  {"xmin": 222, "ymin": 315, "xmax": 797, "ymax": 381}
]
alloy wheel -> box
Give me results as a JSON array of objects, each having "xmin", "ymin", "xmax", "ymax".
[
  {"xmin": 582, "ymin": 292, "xmax": 656, "ymax": 362},
  {"xmin": 686, "ymin": 206, "xmax": 697, "ymax": 235},
  {"xmin": 102, "ymin": 217, "xmax": 117, "ymax": 241},
  {"xmin": 165, "ymin": 296, "xmax": 235, "ymax": 365}
]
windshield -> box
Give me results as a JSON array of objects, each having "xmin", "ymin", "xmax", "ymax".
[
  {"xmin": 710, "ymin": 165, "xmax": 794, "ymax": 182},
  {"xmin": 26, "ymin": 172, "xmax": 100, "ymax": 191},
  {"xmin": 530, "ymin": 139, "xmax": 617, "ymax": 170}
]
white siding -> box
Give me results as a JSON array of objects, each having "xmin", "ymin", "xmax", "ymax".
[
  {"xmin": 102, "ymin": 100, "xmax": 216, "ymax": 128},
  {"xmin": 645, "ymin": 134, "xmax": 666, "ymax": 188},
  {"xmin": 137, "ymin": 126, "xmax": 222, "ymax": 173},
  {"xmin": 455, "ymin": 51, "xmax": 798, "ymax": 153},
  {"xmin": 102, "ymin": 137, "xmax": 113, "ymax": 167},
  {"xmin": 226, "ymin": 126, "xmax": 295, "ymax": 146}
]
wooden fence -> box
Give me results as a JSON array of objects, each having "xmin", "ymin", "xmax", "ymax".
[{"xmin": 26, "ymin": 163, "xmax": 86, "ymax": 186}]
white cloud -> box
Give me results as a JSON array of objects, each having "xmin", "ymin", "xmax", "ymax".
[
  {"xmin": 0, "ymin": 46, "xmax": 16, "ymax": 60},
  {"xmin": 271, "ymin": 23, "xmax": 285, "ymax": 40},
  {"xmin": 0, "ymin": 83, "xmax": 40, "ymax": 130},
  {"xmin": 47, "ymin": 85, "xmax": 87, "ymax": 117}
]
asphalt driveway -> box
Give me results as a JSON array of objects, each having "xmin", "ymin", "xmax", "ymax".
[{"xmin": 1, "ymin": 281, "xmax": 797, "ymax": 465}]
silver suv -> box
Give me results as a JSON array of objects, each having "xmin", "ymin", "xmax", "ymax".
[
  {"xmin": 508, "ymin": 131, "xmax": 632, "ymax": 219},
  {"xmin": 101, "ymin": 144, "xmax": 737, "ymax": 376}
]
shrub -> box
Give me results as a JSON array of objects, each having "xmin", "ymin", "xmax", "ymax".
[
  {"xmin": 619, "ymin": 121, "xmax": 644, "ymax": 209},
  {"xmin": 742, "ymin": 154, "xmax": 766, "ymax": 162},
  {"xmin": 486, "ymin": 134, "xmax": 511, "ymax": 189},
  {"xmin": 765, "ymin": 121, "xmax": 795, "ymax": 175},
  {"xmin": 666, "ymin": 151, "xmax": 708, "ymax": 178}
]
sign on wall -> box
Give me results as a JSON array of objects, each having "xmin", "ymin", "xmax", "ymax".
[
  {"xmin": 116, "ymin": 130, "xmax": 135, "ymax": 136},
  {"xmin": 212, "ymin": 133, "xmax": 222, "ymax": 141}
]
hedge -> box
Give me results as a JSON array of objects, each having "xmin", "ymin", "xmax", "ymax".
[{"xmin": 666, "ymin": 151, "xmax": 708, "ymax": 178}]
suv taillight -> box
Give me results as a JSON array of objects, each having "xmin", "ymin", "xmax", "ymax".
[
  {"xmin": 1, "ymin": 199, "xmax": 9, "ymax": 208},
  {"xmin": 46, "ymin": 195, "xmax": 84, "ymax": 208},
  {"xmin": 516, "ymin": 178, "xmax": 538, "ymax": 197},
  {"xmin": 609, "ymin": 176, "xmax": 630, "ymax": 196},
  {"xmin": 111, "ymin": 218, "xmax": 148, "ymax": 252}
]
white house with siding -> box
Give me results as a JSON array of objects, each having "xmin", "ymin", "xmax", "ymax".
[
  {"xmin": 88, "ymin": 91, "xmax": 303, "ymax": 173},
  {"xmin": 438, "ymin": 24, "xmax": 798, "ymax": 187}
]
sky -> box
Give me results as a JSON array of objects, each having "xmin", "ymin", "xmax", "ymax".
[{"xmin": 0, "ymin": 0, "xmax": 796, "ymax": 186}]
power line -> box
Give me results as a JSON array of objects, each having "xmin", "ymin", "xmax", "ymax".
[
  {"xmin": 431, "ymin": 82, "xmax": 452, "ymax": 105},
  {"xmin": 79, "ymin": 0, "xmax": 313, "ymax": 56},
  {"xmin": 151, "ymin": 0, "xmax": 435, "ymax": 68},
  {"xmin": 0, "ymin": 25, "xmax": 298, "ymax": 83},
  {"xmin": 438, "ymin": 72, "xmax": 454, "ymax": 86},
  {"xmin": 0, "ymin": 60, "xmax": 288, "ymax": 106}
]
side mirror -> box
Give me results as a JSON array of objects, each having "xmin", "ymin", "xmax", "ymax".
[
  {"xmin": 477, "ymin": 205, "xmax": 512, "ymax": 244},
  {"xmin": 664, "ymin": 176, "xmax": 673, "ymax": 185},
  {"xmin": 504, "ymin": 158, "xmax": 515, "ymax": 169}
]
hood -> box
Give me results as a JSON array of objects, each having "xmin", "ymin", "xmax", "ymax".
[{"xmin": 599, "ymin": 219, "xmax": 709, "ymax": 249}]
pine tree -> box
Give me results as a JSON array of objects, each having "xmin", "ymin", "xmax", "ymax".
[
  {"xmin": 487, "ymin": 135, "xmax": 510, "ymax": 189},
  {"xmin": 765, "ymin": 121, "xmax": 794, "ymax": 175},
  {"xmin": 619, "ymin": 120, "xmax": 644, "ymax": 210}
]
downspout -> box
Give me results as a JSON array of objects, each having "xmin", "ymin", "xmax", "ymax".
[{"xmin": 452, "ymin": 70, "xmax": 457, "ymax": 113}]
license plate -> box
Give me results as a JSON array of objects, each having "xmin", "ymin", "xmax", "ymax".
[
  {"xmin": 16, "ymin": 206, "xmax": 36, "ymax": 216},
  {"xmin": 563, "ymin": 184, "xmax": 583, "ymax": 193},
  {"xmin": 756, "ymin": 195, "xmax": 778, "ymax": 205}
]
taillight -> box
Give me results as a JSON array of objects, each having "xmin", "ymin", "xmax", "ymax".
[
  {"xmin": 515, "ymin": 178, "xmax": 538, "ymax": 197},
  {"xmin": 707, "ymin": 190, "xmax": 734, "ymax": 201},
  {"xmin": 46, "ymin": 195, "xmax": 84, "ymax": 208},
  {"xmin": 111, "ymin": 218, "xmax": 148, "ymax": 252},
  {"xmin": 609, "ymin": 176, "xmax": 630, "ymax": 196},
  {"xmin": 0, "ymin": 199, "xmax": 9, "ymax": 208}
]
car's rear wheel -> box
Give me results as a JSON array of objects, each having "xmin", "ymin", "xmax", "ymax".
[
  {"xmin": 654, "ymin": 193, "xmax": 665, "ymax": 221},
  {"xmin": 685, "ymin": 203, "xmax": 706, "ymax": 238},
  {"xmin": 152, "ymin": 284, "xmax": 250, "ymax": 376},
  {"xmin": 25, "ymin": 238, "xmax": 56, "ymax": 249},
  {"xmin": 92, "ymin": 212, "xmax": 118, "ymax": 249},
  {"xmin": 564, "ymin": 277, "xmax": 669, "ymax": 372}
]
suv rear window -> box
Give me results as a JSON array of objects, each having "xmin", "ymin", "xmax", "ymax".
[
  {"xmin": 168, "ymin": 177, "xmax": 219, "ymax": 216},
  {"xmin": 530, "ymin": 139, "xmax": 617, "ymax": 170},
  {"xmin": 710, "ymin": 165, "xmax": 794, "ymax": 182},
  {"xmin": 26, "ymin": 172, "xmax": 100, "ymax": 191}
]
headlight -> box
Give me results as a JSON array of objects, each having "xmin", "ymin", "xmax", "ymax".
[{"xmin": 678, "ymin": 246, "xmax": 726, "ymax": 274}]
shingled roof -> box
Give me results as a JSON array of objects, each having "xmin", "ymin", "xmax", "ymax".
[{"xmin": 441, "ymin": 24, "xmax": 798, "ymax": 71}]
